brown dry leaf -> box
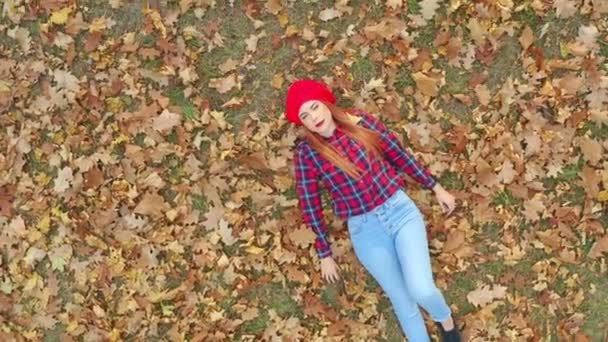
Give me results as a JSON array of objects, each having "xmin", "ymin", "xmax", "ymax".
[
  {"xmin": 240, "ymin": 151, "xmax": 268, "ymax": 170},
  {"xmin": 319, "ymin": 8, "xmax": 342, "ymax": 21},
  {"xmin": 467, "ymin": 284, "xmax": 507, "ymax": 307},
  {"xmin": 285, "ymin": 264, "xmax": 309, "ymax": 283},
  {"xmin": 218, "ymin": 58, "xmax": 238, "ymax": 74},
  {"xmin": 443, "ymin": 229, "xmax": 465, "ymax": 253},
  {"xmin": 83, "ymin": 166, "xmax": 104, "ymax": 190},
  {"xmin": 386, "ymin": 0, "xmax": 403, "ymax": 10},
  {"xmin": 265, "ymin": 0, "xmax": 282, "ymax": 15},
  {"xmin": 420, "ymin": 0, "xmax": 441, "ymax": 20},
  {"xmin": 245, "ymin": 34, "xmax": 259, "ymax": 52},
  {"xmin": 0, "ymin": 186, "xmax": 15, "ymax": 217},
  {"xmin": 498, "ymin": 159, "xmax": 517, "ymax": 184},
  {"xmin": 152, "ymin": 109, "xmax": 181, "ymax": 132},
  {"xmin": 54, "ymin": 166, "xmax": 74, "ymax": 194},
  {"xmin": 467, "ymin": 18, "xmax": 486, "ymax": 45},
  {"xmin": 589, "ymin": 235, "xmax": 608, "ymax": 258},
  {"xmin": 558, "ymin": 248, "xmax": 579, "ymax": 264},
  {"xmin": 559, "ymin": 75, "xmax": 584, "ymax": 98},
  {"xmin": 134, "ymin": 192, "xmax": 166, "ymax": 217},
  {"xmin": 582, "ymin": 165, "xmax": 600, "ymax": 198},
  {"xmin": 289, "ymin": 227, "xmax": 316, "ymax": 248},
  {"xmin": 203, "ymin": 205, "xmax": 224, "ymax": 230},
  {"xmin": 579, "ymin": 137, "xmax": 603, "ymax": 165},
  {"xmin": 218, "ymin": 219, "xmax": 237, "ymax": 246},
  {"xmin": 209, "ymin": 73, "xmax": 238, "ymax": 94},
  {"xmin": 412, "ymin": 72, "xmax": 439, "ymax": 97},
  {"xmin": 271, "ymin": 73, "xmax": 284, "ymax": 89},
  {"xmin": 523, "ymin": 194, "xmax": 546, "ymax": 222},
  {"xmin": 363, "ymin": 18, "xmax": 406, "ymax": 41},
  {"xmin": 575, "ymin": 24, "xmax": 599, "ymax": 53},
  {"xmin": 519, "ymin": 25, "xmax": 534, "ymax": 50},
  {"xmin": 474, "ymin": 84, "xmax": 491, "ymax": 106},
  {"xmin": 536, "ymin": 230, "xmax": 562, "ymax": 250},
  {"xmin": 554, "ymin": 0, "xmax": 578, "ymax": 18}
]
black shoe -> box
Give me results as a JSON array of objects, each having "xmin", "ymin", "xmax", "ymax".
[{"xmin": 435, "ymin": 318, "xmax": 462, "ymax": 342}]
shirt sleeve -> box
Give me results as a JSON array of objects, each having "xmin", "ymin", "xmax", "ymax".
[
  {"xmin": 357, "ymin": 110, "xmax": 438, "ymax": 190},
  {"xmin": 294, "ymin": 144, "xmax": 333, "ymax": 259}
]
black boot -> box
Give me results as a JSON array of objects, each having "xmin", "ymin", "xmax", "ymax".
[{"xmin": 435, "ymin": 317, "xmax": 462, "ymax": 342}]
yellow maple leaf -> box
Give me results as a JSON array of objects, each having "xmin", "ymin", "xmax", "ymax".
[
  {"xmin": 37, "ymin": 216, "xmax": 51, "ymax": 233},
  {"xmin": 51, "ymin": 206, "xmax": 71, "ymax": 223},
  {"xmin": 246, "ymin": 245, "xmax": 265, "ymax": 255},
  {"xmin": 597, "ymin": 190, "xmax": 608, "ymax": 202},
  {"xmin": 271, "ymin": 73, "xmax": 284, "ymax": 89},
  {"xmin": 50, "ymin": 7, "xmax": 72, "ymax": 25},
  {"xmin": 145, "ymin": 8, "xmax": 166, "ymax": 38}
]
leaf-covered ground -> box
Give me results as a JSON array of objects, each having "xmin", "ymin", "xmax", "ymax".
[{"xmin": 1, "ymin": 0, "xmax": 608, "ymax": 341}]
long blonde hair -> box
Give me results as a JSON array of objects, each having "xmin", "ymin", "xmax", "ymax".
[{"xmin": 299, "ymin": 103, "xmax": 384, "ymax": 179}]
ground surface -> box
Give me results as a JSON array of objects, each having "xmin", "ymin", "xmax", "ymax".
[{"xmin": 0, "ymin": 0, "xmax": 608, "ymax": 341}]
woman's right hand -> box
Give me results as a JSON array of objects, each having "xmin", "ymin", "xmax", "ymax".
[{"xmin": 320, "ymin": 256, "xmax": 341, "ymax": 283}]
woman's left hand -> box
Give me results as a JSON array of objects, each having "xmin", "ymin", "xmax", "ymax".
[{"xmin": 432, "ymin": 183, "xmax": 456, "ymax": 216}]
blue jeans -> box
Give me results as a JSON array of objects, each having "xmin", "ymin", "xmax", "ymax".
[{"xmin": 347, "ymin": 189, "xmax": 452, "ymax": 342}]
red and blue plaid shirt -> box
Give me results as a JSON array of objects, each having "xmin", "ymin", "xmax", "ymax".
[{"xmin": 294, "ymin": 109, "xmax": 437, "ymax": 259}]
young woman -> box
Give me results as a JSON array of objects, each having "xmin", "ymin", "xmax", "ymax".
[{"xmin": 286, "ymin": 79, "xmax": 462, "ymax": 342}]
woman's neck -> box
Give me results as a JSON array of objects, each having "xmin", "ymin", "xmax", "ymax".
[{"xmin": 318, "ymin": 122, "xmax": 338, "ymax": 138}]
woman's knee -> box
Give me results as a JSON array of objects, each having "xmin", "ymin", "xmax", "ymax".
[{"xmin": 407, "ymin": 283, "xmax": 439, "ymax": 303}]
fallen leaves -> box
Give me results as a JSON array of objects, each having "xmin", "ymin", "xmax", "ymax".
[
  {"xmin": 134, "ymin": 192, "xmax": 167, "ymax": 217},
  {"xmin": 209, "ymin": 73, "xmax": 240, "ymax": 94},
  {"xmin": 412, "ymin": 72, "xmax": 440, "ymax": 97},
  {"xmin": 589, "ymin": 236, "xmax": 608, "ymax": 259},
  {"xmin": 319, "ymin": 8, "xmax": 342, "ymax": 22},
  {"xmin": 289, "ymin": 227, "xmax": 316, "ymax": 248},
  {"xmin": 50, "ymin": 7, "xmax": 72, "ymax": 25},
  {"xmin": 467, "ymin": 284, "xmax": 507, "ymax": 307},
  {"xmin": 554, "ymin": 0, "xmax": 578, "ymax": 18},
  {"xmin": 0, "ymin": 1, "xmax": 607, "ymax": 340},
  {"xmin": 152, "ymin": 109, "xmax": 182, "ymax": 132}
]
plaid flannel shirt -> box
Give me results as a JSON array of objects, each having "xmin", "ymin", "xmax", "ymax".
[{"xmin": 294, "ymin": 109, "xmax": 437, "ymax": 259}]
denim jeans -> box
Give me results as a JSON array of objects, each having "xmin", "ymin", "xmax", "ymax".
[{"xmin": 347, "ymin": 189, "xmax": 452, "ymax": 342}]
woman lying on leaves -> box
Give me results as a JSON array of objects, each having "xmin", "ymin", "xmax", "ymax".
[{"xmin": 286, "ymin": 79, "xmax": 462, "ymax": 342}]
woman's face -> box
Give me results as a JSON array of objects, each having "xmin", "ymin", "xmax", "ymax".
[{"xmin": 297, "ymin": 100, "xmax": 336, "ymax": 137}]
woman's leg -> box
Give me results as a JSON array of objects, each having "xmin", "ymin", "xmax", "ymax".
[
  {"xmin": 349, "ymin": 213, "xmax": 431, "ymax": 342},
  {"xmin": 393, "ymin": 201, "xmax": 452, "ymax": 324}
]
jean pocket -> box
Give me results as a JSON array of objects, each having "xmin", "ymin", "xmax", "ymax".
[{"xmin": 388, "ymin": 189, "xmax": 409, "ymax": 208}]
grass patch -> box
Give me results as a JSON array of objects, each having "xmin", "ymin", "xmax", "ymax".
[
  {"xmin": 351, "ymin": 56, "xmax": 378, "ymax": 85},
  {"xmin": 445, "ymin": 272, "xmax": 477, "ymax": 315},
  {"xmin": 493, "ymin": 190, "xmax": 522, "ymax": 210},
  {"xmin": 541, "ymin": 11, "xmax": 590, "ymax": 59},
  {"xmin": 238, "ymin": 310, "xmax": 270, "ymax": 336},
  {"xmin": 486, "ymin": 35, "xmax": 522, "ymax": 91},
  {"xmin": 245, "ymin": 282, "xmax": 303, "ymax": 319},
  {"xmin": 82, "ymin": 0, "xmax": 144, "ymax": 35},
  {"xmin": 394, "ymin": 68, "xmax": 415, "ymax": 92},
  {"xmin": 580, "ymin": 269, "xmax": 608, "ymax": 338},
  {"xmin": 579, "ymin": 121, "xmax": 608, "ymax": 140},
  {"xmin": 43, "ymin": 323, "xmax": 67, "ymax": 342},
  {"xmin": 412, "ymin": 21, "xmax": 439, "ymax": 49},
  {"xmin": 439, "ymin": 170, "xmax": 465, "ymax": 191},
  {"xmin": 543, "ymin": 158, "xmax": 584, "ymax": 192},
  {"xmin": 376, "ymin": 295, "xmax": 403, "ymax": 341},
  {"xmin": 514, "ymin": 7, "xmax": 542, "ymax": 32}
]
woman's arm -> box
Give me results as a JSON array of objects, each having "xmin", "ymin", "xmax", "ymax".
[
  {"xmin": 358, "ymin": 111, "xmax": 437, "ymax": 190},
  {"xmin": 294, "ymin": 144, "xmax": 333, "ymax": 259}
]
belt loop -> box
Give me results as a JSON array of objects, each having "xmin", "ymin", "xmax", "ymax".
[{"xmin": 362, "ymin": 214, "xmax": 368, "ymax": 223}]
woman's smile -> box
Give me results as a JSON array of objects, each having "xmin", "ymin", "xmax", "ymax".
[{"xmin": 315, "ymin": 119, "xmax": 325, "ymax": 128}]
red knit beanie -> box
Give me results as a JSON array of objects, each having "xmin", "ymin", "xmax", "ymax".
[{"xmin": 285, "ymin": 79, "xmax": 336, "ymax": 125}]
